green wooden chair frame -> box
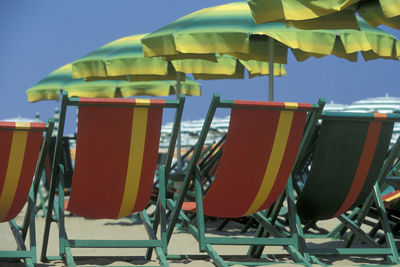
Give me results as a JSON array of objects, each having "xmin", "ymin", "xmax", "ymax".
[
  {"xmin": 166, "ymin": 94, "xmax": 324, "ymax": 267},
  {"xmin": 35, "ymin": 135, "xmax": 75, "ymax": 218},
  {"xmin": 0, "ymin": 119, "xmax": 54, "ymax": 266},
  {"xmin": 41, "ymin": 91, "xmax": 184, "ymax": 267}
]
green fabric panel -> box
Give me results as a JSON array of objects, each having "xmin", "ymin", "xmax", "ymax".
[{"xmin": 296, "ymin": 119, "xmax": 370, "ymax": 221}]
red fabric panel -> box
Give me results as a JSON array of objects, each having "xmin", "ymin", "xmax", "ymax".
[
  {"xmin": 131, "ymin": 108, "xmax": 163, "ymax": 212},
  {"xmin": 0, "ymin": 130, "xmax": 13, "ymax": 196},
  {"xmin": 233, "ymin": 100, "xmax": 312, "ymax": 110},
  {"xmin": 67, "ymin": 105, "xmax": 133, "ymax": 219},
  {"xmin": 79, "ymin": 98, "xmax": 165, "ymax": 106},
  {"xmin": 149, "ymin": 99, "xmax": 166, "ymax": 105},
  {"xmin": 333, "ymin": 121, "xmax": 382, "ymax": 217},
  {"xmin": 5, "ymin": 131, "xmax": 43, "ymax": 220},
  {"xmin": 0, "ymin": 122, "xmax": 16, "ymax": 129},
  {"xmin": 259, "ymin": 111, "xmax": 307, "ymax": 210},
  {"xmin": 202, "ymin": 109, "xmax": 280, "ymax": 218},
  {"xmin": 28, "ymin": 123, "xmax": 47, "ymax": 130}
]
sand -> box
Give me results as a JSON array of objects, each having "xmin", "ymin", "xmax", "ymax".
[{"xmin": 1, "ymin": 205, "xmax": 399, "ymax": 266}]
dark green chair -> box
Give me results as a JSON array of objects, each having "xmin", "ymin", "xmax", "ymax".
[
  {"xmin": 166, "ymin": 94, "xmax": 324, "ymax": 267},
  {"xmin": 294, "ymin": 112, "xmax": 400, "ymax": 264},
  {"xmin": 0, "ymin": 119, "xmax": 54, "ymax": 266},
  {"xmin": 41, "ymin": 92, "xmax": 184, "ymax": 267}
]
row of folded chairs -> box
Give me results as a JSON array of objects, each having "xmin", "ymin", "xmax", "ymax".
[{"xmin": 1, "ymin": 92, "xmax": 400, "ymax": 267}]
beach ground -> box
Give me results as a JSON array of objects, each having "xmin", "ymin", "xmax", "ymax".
[{"xmin": 1, "ymin": 205, "xmax": 399, "ymax": 266}]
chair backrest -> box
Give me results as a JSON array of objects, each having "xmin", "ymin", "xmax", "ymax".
[
  {"xmin": 53, "ymin": 92, "xmax": 184, "ymax": 219},
  {"xmin": 0, "ymin": 122, "xmax": 48, "ymax": 222},
  {"xmin": 187, "ymin": 94, "xmax": 321, "ymax": 218},
  {"xmin": 296, "ymin": 112, "xmax": 400, "ymax": 221}
]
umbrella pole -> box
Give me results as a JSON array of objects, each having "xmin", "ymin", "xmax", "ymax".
[
  {"xmin": 268, "ymin": 38, "xmax": 274, "ymax": 101},
  {"xmin": 176, "ymin": 72, "xmax": 183, "ymax": 171}
]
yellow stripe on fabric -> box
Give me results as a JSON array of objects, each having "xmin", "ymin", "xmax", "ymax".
[
  {"xmin": 15, "ymin": 122, "xmax": 32, "ymax": 130},
  {"xmin": 284, "ymin": 102, "xmax": 298, "ymax": 109},
  {"xmin": 135, "ymin": 99, "xmax": 151, "ymax": 106},
  {"xmin": 385, "ymin": 192, "xmax": 400, "ymax": 202},
  {"xmin": 117, "ymin": 106, "xmax": 149, "ymax": 218},
  {"xmin": 244, "ymin": 110, "xmax": 294, "ymax": 216},
  {"xmin": 0, "ymin": 130, "xmax": 28, "ymax": 221}
]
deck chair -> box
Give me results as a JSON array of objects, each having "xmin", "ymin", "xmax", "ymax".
[
  {"xmin": 166, "ymin": 94, "xmax": 323, "ymax": 266},
  {"xmin": 41, "ymin": 92, "xmax": 184, "ymax": 267},
  {"xmin": 293, "ymin": 112, "xmax": 400, "ymax": 264},
  {"xmin": 0, "ymin": 120, "xmax": 54, "ymax": 266}
]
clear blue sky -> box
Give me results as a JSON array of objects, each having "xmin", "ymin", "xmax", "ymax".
[{"xmin": 1, "ymin": 1, "xmax": 399, "ymax": 135}]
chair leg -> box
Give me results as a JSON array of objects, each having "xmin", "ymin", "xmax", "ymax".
[
  {"xmin": 41, "ymin": 164, "xmax": 65, "ymax": 262},
  {"xmin": 216, "ymin": 218, "xmax": 230, "ymax": 231},
  {"xmin": 41, "ymin": 178, "xmax": 58, "ymax": 261},
  {"xmin": 286, "ymin": 177, "xmax": 309, "ymax": 264},
  {"xmin": 247, "ymin": 190, "xmax": 286, "ymax": 258},
  {"xmin": 372, "ymin": 184, "xmax": 399, "ymax": 263},
  {"xmin": 326, "ymin": 207, "xmax": 360, "ymax": 239},
  {"xmin": 28, "ymin": 187, "xmax": 37, "ymax": 264},
  {"xmin": 141, "ymin": 211, "xmax": 169, "ymax": 267},
  {"xmin": 57, "ymin": 170, "xmax": 69, "ymax": 259},
  {"xmin": 37, "ymin": 186, "xmax": 48, "ymax": 218},
  {"xmin": 309, "ymin": 183, "xmax": 399, "ymax": 264},
  {"xmin": 146, "ymin": 165, "xmax": 167, "ymax": 260}
]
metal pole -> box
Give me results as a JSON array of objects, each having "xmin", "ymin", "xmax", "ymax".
[
  {"xmin": 176, "ymin": 72, "xmax": 183, "ymax": 171},
  {"xmin": 268, "ymin": 38, "xmax": 274, "ymax": 101}
]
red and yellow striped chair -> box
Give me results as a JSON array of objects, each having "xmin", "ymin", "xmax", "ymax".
[
  {"xmin": 166, "ymin": 94, "xmax": 323, "ymax": 266},
  {"xmin": 41, "ymin": 92, "xmax": 184, "ymax": 267},
  {"xmin": 295, "ymin": 112, "xmax": 400, "ymax": 264},
  {"xmin": 0, "ymin": 120, "xmax": 54, "ymax": 266}
]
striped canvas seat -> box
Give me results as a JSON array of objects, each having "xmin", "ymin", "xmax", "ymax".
[
  {"xmin": 41, "ymin": 92, "xmax": 184, "ymax": 267},
  {"xmin": 295, "ymin": 112, "xmax": 400, "ymax": 264},
  {"xmin": 67, "ymin": 98, "xmax": 165, "ymax": 219},
  {"xmin": 0, "ymin": 122, "xmax": 46, "ymax": 222},
  {"xmin": 168, "ymin": 94, "xmax": 323, "ymax": 266},
  {"xmin": 185, "ymin": 101, "xmax": 312, "ymax": 218},
  {"xmin": 0, "ymin": 120, "xmax": 54, "ymax": 266},
  {"xmin": 297, "ymin": 113, "xmax": 396, "ymax": 220}
]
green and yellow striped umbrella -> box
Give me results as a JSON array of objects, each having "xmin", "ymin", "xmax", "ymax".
[
  {"xmin": 248, "ymin": 0, "xmax": 400, "ymax": 30},
  {"xmin": 26, "ymin": 64, "xmax": 201, "ymax": 103},
  {"xmin": 72, "ymin": 33, "xmax": 286, "ymax": 81},
  {"xmin": 141, "ymin": 1, "xmax": 399, "ymax": 100},
  {"xmin": 141, "ymin": 2, "xmax": 400, "ymax": 63}
]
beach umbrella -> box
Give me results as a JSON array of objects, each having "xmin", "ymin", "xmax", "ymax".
[
  {"xmin": 72, "ymin": 33, "xmax": 286, "ymax": 82},
  {"xmin": 344, "ymin": 94, "xmax": 400, "ymax": 113},
  {"xmin": 141, "ymin": 1, "xmax": 400, "ymax": 100},
  {"xmin": 26, "ymin": 63, "xmax": 201, "ymax": 103},
  {"xmin": 247, "ymin": 0, "xmax": 400, "ymax": 30},
  {"xmin": 141, "ymin": 2, "xmax": 399, "ymax": 63}
]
